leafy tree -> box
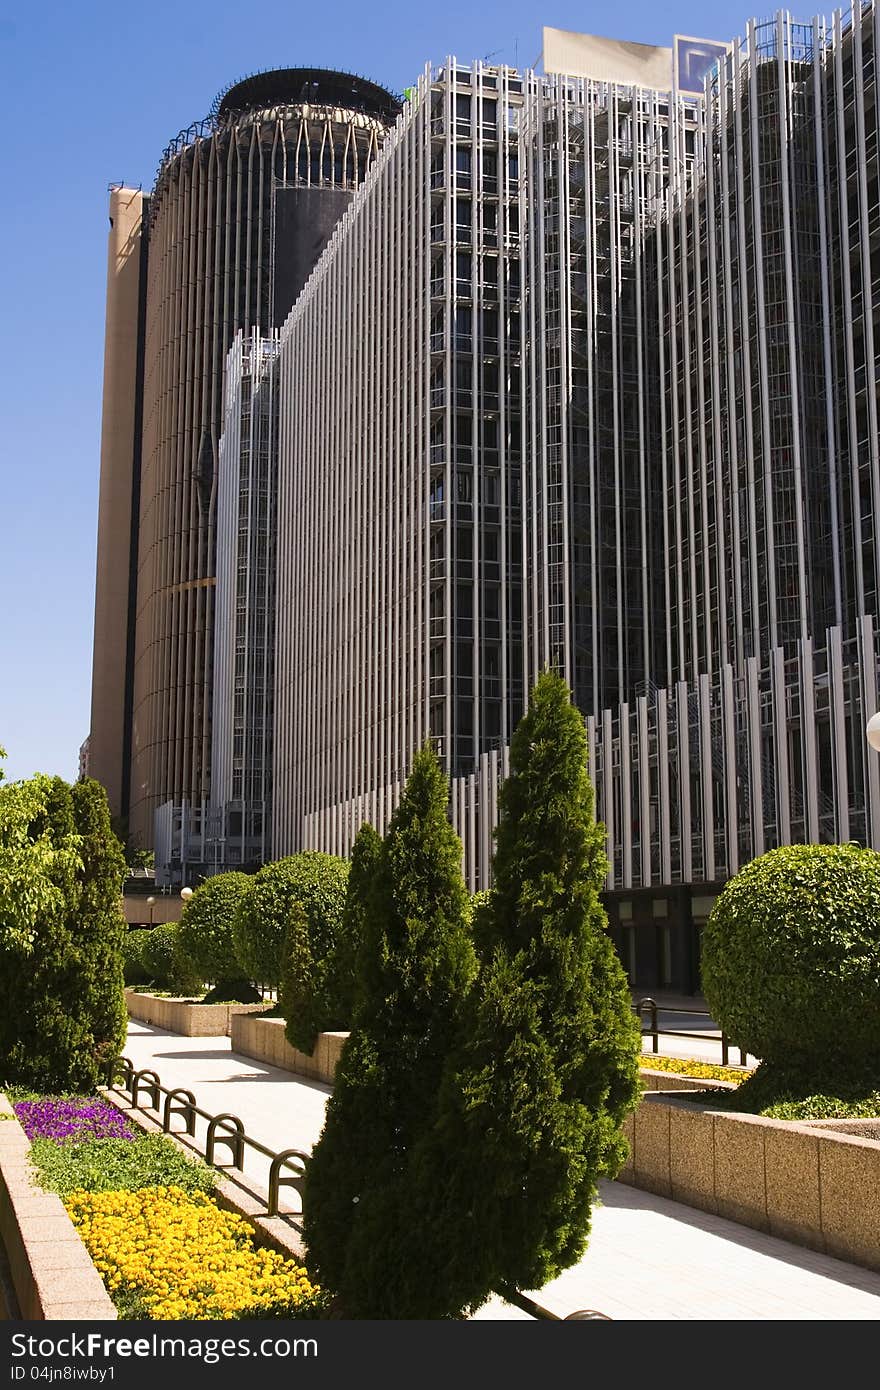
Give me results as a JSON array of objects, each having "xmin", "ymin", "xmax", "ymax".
[
  {"xmin": 70, "ymin": 780, "xmax": 128, "ymax": 1066},
  {"xmin": 302, "ymin": 745, "xmax": 476, "ymax": 1315},
  {"xmin": 0, "ymin": 772, "xmax": 128, "ymax": 1090},
  {"xmin": 176, "ymin": 872, "xmax": 253, "ymax": 999},
  {"xmin": 0, "ymin": 748, "xmax": 82, "ymax": 951},
  {"xmin": 233, "ymin": 853, "xmax": 347, "ymax": 988},
  {"xmin": 395, "ymin": 670, "xmax": 640, "ymax": 1318}
]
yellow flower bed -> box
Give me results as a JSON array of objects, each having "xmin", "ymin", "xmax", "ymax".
[
  {"xmin": 638, "ymin": 1054, "xmax": 749, "ymax": 1085},
  {"xmin": 65, "ymin": 1185, "xmax": 323, "ymax": 1320}
]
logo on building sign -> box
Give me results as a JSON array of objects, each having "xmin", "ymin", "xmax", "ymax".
[{"xmin": 673, "ymin": 36, "xmax": 730, "ymax": 95}]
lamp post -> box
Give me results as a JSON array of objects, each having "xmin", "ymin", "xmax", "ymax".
[
  {"xmin": 867, "ymin": 712, "xmax": 880, "ymax": 752},
  {"xmin": 180, "ymin": 887, "xmax": 194, "ymax": 905},
  {"xmin": 146, "ymin": 895, "xmax": 156, "ymax": 927}
]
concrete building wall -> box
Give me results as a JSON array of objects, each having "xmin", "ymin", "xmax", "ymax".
[{"xmin": 88, "ymin": 186, "xmax": 147, "ymax": 820}]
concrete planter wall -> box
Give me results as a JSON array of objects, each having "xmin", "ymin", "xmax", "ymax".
[
  {"xmin": 230, "ymin": 1013, "xmax": 347, "ymax": 1086},
  {"xmin": 619, "ymin": 1090, "xmax": 880, "ymax": 1272},
  {"xmin": 638, "ymin": 1067, "xmax": 739, "ymax": 1095},
  {"xmin": 0, "ymin": 1095, "xmax": 116, "ymax": 1320},
  {"xmin": 125, "ymin": 988, "xmax": 268, "ymax": 1037}
]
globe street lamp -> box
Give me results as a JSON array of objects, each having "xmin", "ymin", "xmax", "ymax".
[
  {"xmin": 867, "ymin": 712, "xmax": 880, "ymax": 752},
  {"xmin": 146, "ymin": 895, "xmax": 156, "ymax": 927},
  {"xmin": 180, "ymin": 887, "xmax": 194, "ymax": 903}
]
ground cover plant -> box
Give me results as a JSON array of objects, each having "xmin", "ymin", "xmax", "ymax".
[
  {"xmin": 683, "ymin": 1068, "xmax": 880, "ymax": 1119},
  {"xmin": 637, "ymin": 1056, "xmax": 748, "ymax": 1085},
  {"xmin": 30, "ymin": 1131, "xmax": 216, "ymax": 1197},
  {"xmin": 19, "ymin": 1090, "xmax": 327, "ymax": 1319},
  {"xmin": 66, "ymin": 1187, "xmax": 328, "ymax": 1320},
  {"xmin": 15, "ymin": 1096, "xmax": 137, "ymax": 1142}
]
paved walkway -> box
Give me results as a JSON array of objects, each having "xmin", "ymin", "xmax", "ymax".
[
  {"xmin": 631, "ymin": 991, "xmax": 760, "ymax": 1068},
  {"xmin": 121, "ymin": 1021, "xmax": 880, "ymax": 1320}
]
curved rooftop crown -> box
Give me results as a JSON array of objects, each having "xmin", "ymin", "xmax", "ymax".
[{"xmin": 213, "ymin": 67, "xmax": 402, "ymax": 123}]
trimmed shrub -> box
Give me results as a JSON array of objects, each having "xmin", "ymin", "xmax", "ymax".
[
  {"xmin": 0, "ymin": 776, "xmax": 128, "ymax": 1092},
  {"xmin": 122, "ymin": 930, "xmax": 151, "ymax": 986},
  {"xmin": 234, "ymin": 853, "xmax": 348, "ymax": 989},
  {"xmin": 278, "ymin": 856, "xmax": 351, "ymax": 1053},
  {"xmin": 394, "ymin": 671, "xmax": 641, "ymax": 1318},
  {"xmin": 143, "ymin": 923, "xmax": 200, "ymax": 995},
  {"xmin": 701, "ymin": 842, "xmax": 880, "ymax": 1073},
  {"xmin": 303, "ymin": 745, "xmax": 476, "ymax": 1316},
  {"xmin": 324, "ymin": 823, "xmax": 383, "ymax": 1029},
  {"xmin": 176, "ymin": 872, "xmax": 252, "ymax": 996}
]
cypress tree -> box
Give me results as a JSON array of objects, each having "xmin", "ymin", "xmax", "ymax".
[
  {"xmin": 402, "ymin": 670, "xmax": 640, "ymax": 1317},
  {"xmin": 70, "ymin": 779, "xmax": 128, "ymax": 1071},
  {"xmin": 302, "ymin": 745, "xmax": 476, "ymax": 1316},
  {"xmin": 325, "ymin": 822, "xmax": 383, "ymax": 1028}
]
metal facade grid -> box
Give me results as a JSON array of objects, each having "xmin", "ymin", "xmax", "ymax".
[{"xmin": 260, "ymin": 7, "xmax": 880, "ymax": 894}]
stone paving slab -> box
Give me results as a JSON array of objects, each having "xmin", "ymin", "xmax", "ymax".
[{"xmin": 122, "ymin": 1021, "xmax": 880, "ymax": 1321}]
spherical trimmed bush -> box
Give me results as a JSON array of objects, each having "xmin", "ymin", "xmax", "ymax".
[
  {"xmin": 233, "ymin": 853, "xmax": 349, "ymax": 989},
  {"xmin": 176, "ymin": 872, "xmax": 252, "ymax": 991},
  {"xmin": 143, "ymin": 923, "xmax": 200, "ymax": 995},
  {"xmin": 701, "ymin": 842, "xmax": 880, "ymax": 1067}
]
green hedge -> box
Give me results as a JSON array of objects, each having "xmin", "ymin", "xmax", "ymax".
[{"xmin": 234, "ymin": 853, "xmax": 348, "ymax": 989}]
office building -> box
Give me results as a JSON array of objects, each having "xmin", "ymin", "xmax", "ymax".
[
  {"xmin": 266, "ymin": 13, "xmax": 880, "ymax": 993},
  {"xmin": 88, "ymin": 69, "xmax": 402, "ymax": 864},
  {"xmin": 211, "ymin": 329, "xmax": 280, "ymax": 869}
]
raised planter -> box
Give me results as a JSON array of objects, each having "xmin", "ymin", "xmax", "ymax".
[
  {"xmin": 638, "ymin": 1066, "xmax": 739, "ymax": 1094},
  {"xmin": 618, "ymin": 1089, "xmax": 880, "ymax": 1273},
  {"xmin": 230, "ymin": 1013, "xmax": 347, "ymax": 1086},
  {"xmin": 125, "ymin": 988, "xmax": 269, "ymax": 1037},
  {"xmin": 0, "ymin": 1095, "xmax": 116, "ymax": 1320}
]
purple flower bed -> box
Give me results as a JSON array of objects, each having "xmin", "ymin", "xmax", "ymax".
[{"xmin": 14, "ymin": 1098, "xmax": 137, "ymax": 1144}]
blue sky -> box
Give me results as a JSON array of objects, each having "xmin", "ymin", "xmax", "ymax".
[{"xmin": 0, "ymin": 0, "xmax": 761, "ymax": 785}]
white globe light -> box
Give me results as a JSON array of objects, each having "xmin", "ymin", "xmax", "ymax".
[
  {"xmin": 180, "ymin": 886, "xmax": 194, "ymax": 900},
  {"xmin": 146, "ymin": 896, "xmax": 156, "ymax": 906},
  {"xmin": 867, "ymin": 712, "xmax": 880, "ymax": 752}
]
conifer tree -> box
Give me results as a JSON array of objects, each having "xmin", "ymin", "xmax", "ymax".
[
  {"xmin": 302, "ymin": 745, "xmax": 476, "ymax": 1315},
  {"xmin": 400, "ymin": 670, "xmax": 640, "ymax": 1317},
  {"xmin": 325, "ymin": 822, "xmax": 383, "ymax": 1028}
]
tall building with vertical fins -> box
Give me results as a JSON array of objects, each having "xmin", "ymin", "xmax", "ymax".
[
  {"xmin": 94, "ymin": 11, "xmax": 880, "ymax": 990},
  {"xmin": 264, "ymin": 11, "xmax": 880, "ymax": 993},
  {"xmin": 88, "ymin": 68, "xmax": 401, "ymax": 860}
]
